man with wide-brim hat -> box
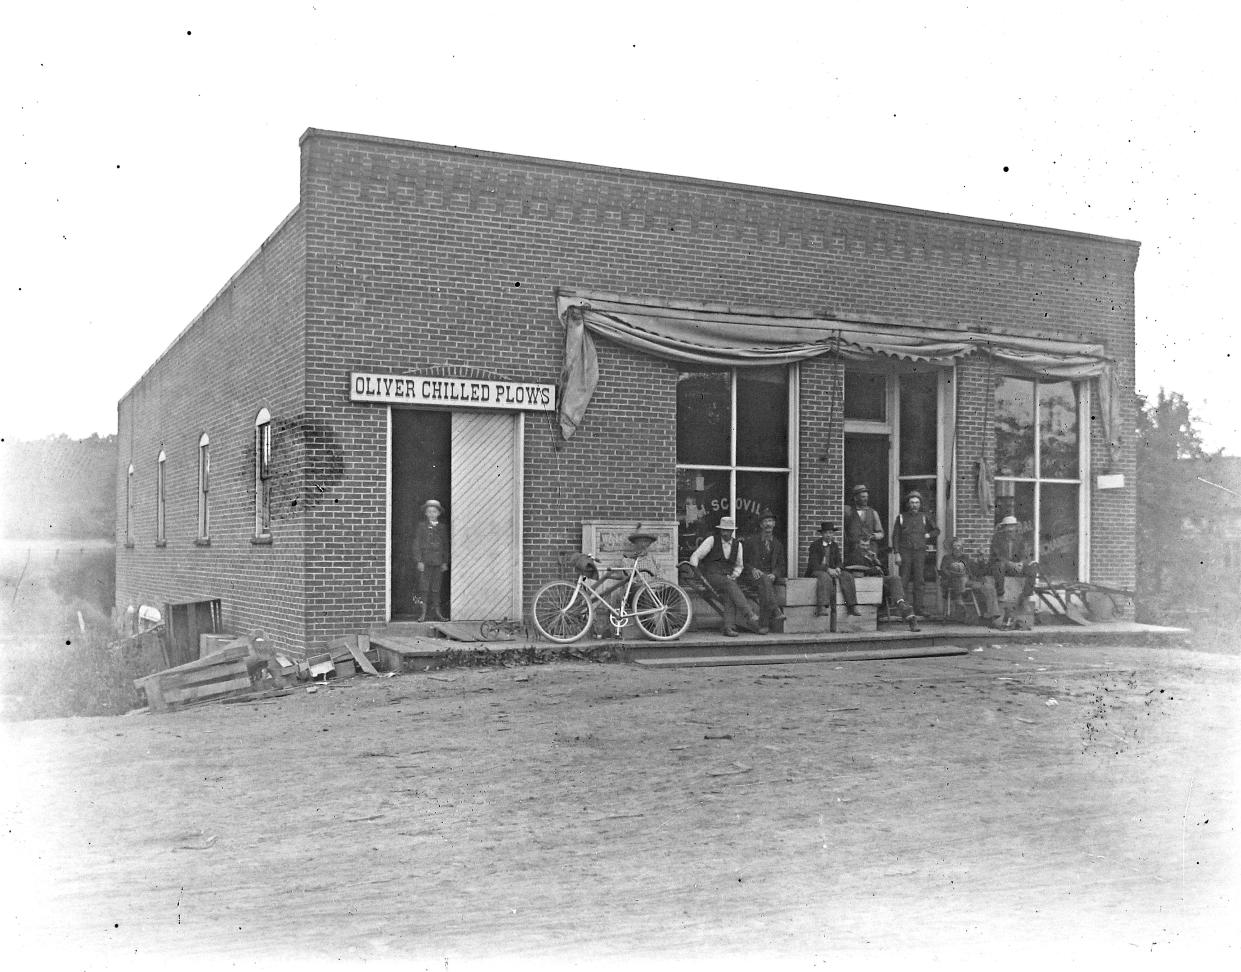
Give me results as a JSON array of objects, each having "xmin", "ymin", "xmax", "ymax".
[
  {"xmin": 843, "ymin": 484, "xmax": 885, "ymax": 567},
  {"xmin": 412, "ymin": 499, "xmax": 450, "ymax": 621},
  {"xmin": 688, "ymin": 515, "xmax": 762, "ymax": 636},
  {"xmin": 742, "ymin": 509, "xmax": 786, "ymax": 633},
  {"xmin": 989, "ymin": 513, "xmax": 1039, "ymax": 604},
  {"xmin": 891, "ymin": 490, "xmax": 940, "ymax": 616}
]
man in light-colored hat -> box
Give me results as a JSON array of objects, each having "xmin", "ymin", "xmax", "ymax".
[
  {"xmin": 989, "ymin": 513, "xmax": 1038, "ymax": 602},
  {"xmin": 688, "ymin": 515, "xmax": 762, "ymax": 636},
  {"xmin": 413, "ymin": 499, "xmax": 450, "ymax": 621}
]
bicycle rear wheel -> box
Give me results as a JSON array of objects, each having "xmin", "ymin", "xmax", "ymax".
[
  {"xmin": 531, "ymin": 581, "xmax": 594, "ymax": 643},
  {"xmin": 633, "ymin": 581, "xmax": 693, "ymax": 641}
]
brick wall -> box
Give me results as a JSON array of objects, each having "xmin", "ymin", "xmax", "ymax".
[
  {"xmin": 120, "ymin": 129, "xmax": 1137, "ymax": 655},
  {"xmin": 115, "ymin": 208, "xmax": 309, "ymax": 655},
  {"xmin": 297, "ymin": 130, "xmax": 1137, "ymax": 643}
]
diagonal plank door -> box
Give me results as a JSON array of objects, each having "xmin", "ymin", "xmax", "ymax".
[{"xmin": 450, "ymin": 412, "xmax": 521, "ymax": 621}]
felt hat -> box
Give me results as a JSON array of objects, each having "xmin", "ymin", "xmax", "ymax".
[
  {"xmin": 717, "ymin": 516, "xmax": 738, "ymax": 531},
  {"xmin": 757, "ymin": 508, "xmax": 776, "ymax": 524},
  {"xmin": 851, "ymin": 484, "xmax": 869, "ymax": 496},
  {"xmin": 628, "ymin": 527, "xmax": 657, "ymax": 545},
  {"xmin": 999, "ymin": 515, "xmax": 1019, "ymax": 526},
  {"xmin": 421, "ymin": 499, "xmax": 443, "ymax": 512},
  {"xmin": 819, "ymin": 522, "xmax": 837, "ymax": 533}
]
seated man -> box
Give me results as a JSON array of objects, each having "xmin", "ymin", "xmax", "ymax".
[
  {"xmin": 990, "ymin": 515, "xmax": 1040, "ymax": 602},
  {"xmin": 806, "ymin": 521, "xmax": 861, "ymax": 617},
  {"xmin": 842, "ymin": 538, "xmax": 921, "ymax": 633},
  {"xmin": 939, "ymin": 537, "xmax": 1001, "ymax": 626},
  {"xmin": 688, "ymin": 516, "xmax": 762, "ymax": 637},
  {"xmin": 742, "ymin": 509, "xmax": 787, "ymax": 633}
]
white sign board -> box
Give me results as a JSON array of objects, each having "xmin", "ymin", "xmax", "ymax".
[{"xmin": 350, "ymin": 372, "xmax": 556, "ymax": 411}]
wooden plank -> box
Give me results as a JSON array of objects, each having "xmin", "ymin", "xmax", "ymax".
[
  {"xmin": 349, "ymin": 635, "xmax": 380, "ymax": 675},
  {"xmin": 162, "ymin": 673, "xmax": 254, "ymax": 705}
]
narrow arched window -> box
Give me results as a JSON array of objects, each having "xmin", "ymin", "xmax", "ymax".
[
  {"xmin": 197, "ymin": 433, "xmax": 210, "ymax": 541},
  {"xmin": 156, "ymin": 450, "xmax": 167, "ymax": 544},
  {"xmin": 254, "ymin": 409, "xmax": 272, "ymax": 538}
]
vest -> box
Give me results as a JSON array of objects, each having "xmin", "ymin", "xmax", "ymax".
[{"xmin": 704, "ymin": 535, "xmax": 741, "ymax": 570}]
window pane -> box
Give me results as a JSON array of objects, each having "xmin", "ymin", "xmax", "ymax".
[
  {"xmin": 736, "ymin": 471, "xmax": 788, "ymax": 554},
  {"xmin": 677, "ymin": 369, "xmax": 730, "ymax": 466},
  {"xmin": 1039, "ymin": 381, "xmax": 1079, "ymax": 479},
  {"xmin": 677, "ymin": 468, "xmax": 730, "ymax": 561},
  {"xmin": 736, "ymin": 366, "xmax": 788, "ymax": 467},
  {"xmin": 995, "ymin": 377, "xmax": 1035, "ymax": 477},
  {"xmin": 844, "ymin": 370, "xmax": 886, "ymax": 421},
  {"xmin": 995, "ymin": 480, "xmax": 1035, "ymax": 540},
  {"xmin": 1040, "ymin": 483, "xmax": 1079, "ymax": 582},
  {"xmin": 899, "ymin": 371, "xmax": 938, "ymax": 475}
]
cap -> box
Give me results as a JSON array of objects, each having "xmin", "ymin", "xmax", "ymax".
[
  {"xmin": 851, "ymin": 484, "xmax": 869, "ymax": 496},
  {"xmin": 905, "ymin": 490, "xmax": 923, "ymax": 503}
]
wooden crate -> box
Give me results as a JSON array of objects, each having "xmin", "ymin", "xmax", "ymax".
[{"xmin": 134, "ymin": 643, "xmax": 254, "ymax": 713}]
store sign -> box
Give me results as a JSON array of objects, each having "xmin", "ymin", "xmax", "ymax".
[{"xmin": 350, "ymin": 372, "xmax": 556, "ymax": 412}]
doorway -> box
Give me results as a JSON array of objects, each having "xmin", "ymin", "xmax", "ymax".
[
  {"xmin": 392, "ymin": 410, "xmax": 451, "ymax": 620},
  {"xmin": 391, "ymin": 408, "xmax": 523, "ymax": 623}
]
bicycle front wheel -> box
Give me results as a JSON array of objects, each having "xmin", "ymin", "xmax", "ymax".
[
  {"xmin": 531, "ymin": 581, "xmax": 594, "ymax": 644},
  {"xmin": 633, "ymin": 581, "xmax": 693, "ymax": 641}
]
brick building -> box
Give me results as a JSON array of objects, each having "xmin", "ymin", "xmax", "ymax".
[{"xmin": 116, "ymin": 129, "xmax": 1139, "ymax": 656}]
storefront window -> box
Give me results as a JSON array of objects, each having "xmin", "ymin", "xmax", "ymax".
[
  {"xmin": 994, "ymin": 376, "xmax": 1084, "ymax": 582},
  {"xmin": 1039, "ymin": 381, "xmax": 1079, "ymax": 479},
  {"xmin": 676, "ymin": 366, "xmax": 790, "ymax": 562},
  {"xmin": 844, "ymin": 370, "xmax": 886, "ymax": 421},
  {"xmin": 995, "ymin": 376, "xmax": 1035, "ymax": 477}
]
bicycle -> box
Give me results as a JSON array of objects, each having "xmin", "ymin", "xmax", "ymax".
[{"xmin": 530, "ymin": 552, "xmax": 693, "ymax": 643}]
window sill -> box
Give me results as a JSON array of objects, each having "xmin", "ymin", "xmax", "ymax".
[
  {"xmin": 154, "ymin": 540, "xmax": 167, "ymax": 549},
  {"xmin": 251, "ymin": 535, "xmax": 273, "ymax": 546},
  {"xmin": 194, "ymin": 538, "xmax": 211, "ymax": 547}
]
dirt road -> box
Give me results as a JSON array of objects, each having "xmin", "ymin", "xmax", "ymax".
[{"xmin": 3, "ymin": 640, "xmax": 1238, "ymax": 969}]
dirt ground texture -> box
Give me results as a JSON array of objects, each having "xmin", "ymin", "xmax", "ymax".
[{"xmin": 3, "ymin": 639, "xmax": 1239, "ymax": 970}]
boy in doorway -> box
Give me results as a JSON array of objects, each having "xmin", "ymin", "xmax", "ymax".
[{"xmin": 413, "ymin": 499, "xmax": 450, "ymax": 621}]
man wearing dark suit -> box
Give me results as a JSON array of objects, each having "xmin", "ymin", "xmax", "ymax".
[{"xmin": 806, "ymin": 521, "xmax": 861, "ymax": 617}]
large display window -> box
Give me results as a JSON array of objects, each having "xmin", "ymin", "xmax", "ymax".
[
  {"xmin": 994, "ymin": 376, "xmax": 1086, "ymax": 581},
  {"xmin": 676, "ymin": 365, "xmax": 792, "ymax": 562}
]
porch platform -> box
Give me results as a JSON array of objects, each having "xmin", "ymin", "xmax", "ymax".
[{"xmin": 367, "ymin": 619, "xmax": 1189, "ymax": 673}]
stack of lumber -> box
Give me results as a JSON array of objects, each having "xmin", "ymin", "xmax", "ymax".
[{"xmin": 134, "ymin": 642, "xmax": 256, "ymax": 713}]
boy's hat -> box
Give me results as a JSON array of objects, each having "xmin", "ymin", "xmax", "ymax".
[{"xmin": 819, "ymin": 522, "xmax": 838, "ymax": 533}]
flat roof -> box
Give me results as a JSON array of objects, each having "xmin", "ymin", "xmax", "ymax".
[{"xmin": 301, "ymin": 127, "xmax": 1141, "ymax": 251}]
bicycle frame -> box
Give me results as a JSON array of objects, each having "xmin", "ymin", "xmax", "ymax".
[{"xmin": 575, "ymin": 558, "xmax": 665, "ymax": 636}]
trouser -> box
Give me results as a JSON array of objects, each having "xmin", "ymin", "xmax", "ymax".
[
  {"xmin": 880, "ymin": 575, "xmax": 913, "ymax": 618},
  {"xmin": 993, "ymin": 561, "xmax": 1039, "ymax": 600},
  {"xmin": 897, "ymin": 550, "xmax": 926, "ymax": 613},
  {"xmin": 702, "ymin": 568, "xmax": 754, "ymax": 630},
  {"xmin": 746, "ymin": 573, "xmax": 785, "ymax": 624},
  {"xmin": 812, "ymin": 569, "xmax": 857, "ymax": 611},
  {"xmin": 417, "ymin": 565, "xmax": 447, "ymax": 618}
]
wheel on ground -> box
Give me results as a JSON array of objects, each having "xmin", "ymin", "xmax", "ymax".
[
  {"xmin": 633, "ymin": 581, "xmax": 693, "ymax": 641},
  {"xmin": 531, "ymin": 581, "xmax": 593, "ymax": 643}
]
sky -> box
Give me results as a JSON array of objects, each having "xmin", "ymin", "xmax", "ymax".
[{"xmin": 4, "ymin": 0, "xmax": 1239, "ymax": 452}]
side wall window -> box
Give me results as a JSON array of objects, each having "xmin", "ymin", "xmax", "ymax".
[
  {"xmin": 156, "ymin": 450, "xmax": 166, "ymax": 544},
  {"xmin": 198, "ymin": 433, "xmax": 210, "ymax": 541},
  {"xmin": 255, "ymin": 408, "xmax": 272, "ymax": 538},
  {"xmin": 125, "ymin": 464, "xmax": 135, "ymax": 546}
]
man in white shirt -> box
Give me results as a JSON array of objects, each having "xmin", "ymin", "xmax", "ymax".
[{"xmin": 689, "ymin": 516, "xmax": 762, "ymax": 637}]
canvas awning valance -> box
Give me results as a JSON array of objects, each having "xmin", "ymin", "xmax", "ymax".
[{"xmin": 555, "ymin": 290, "xmax": 1119, "ymax": 453}]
